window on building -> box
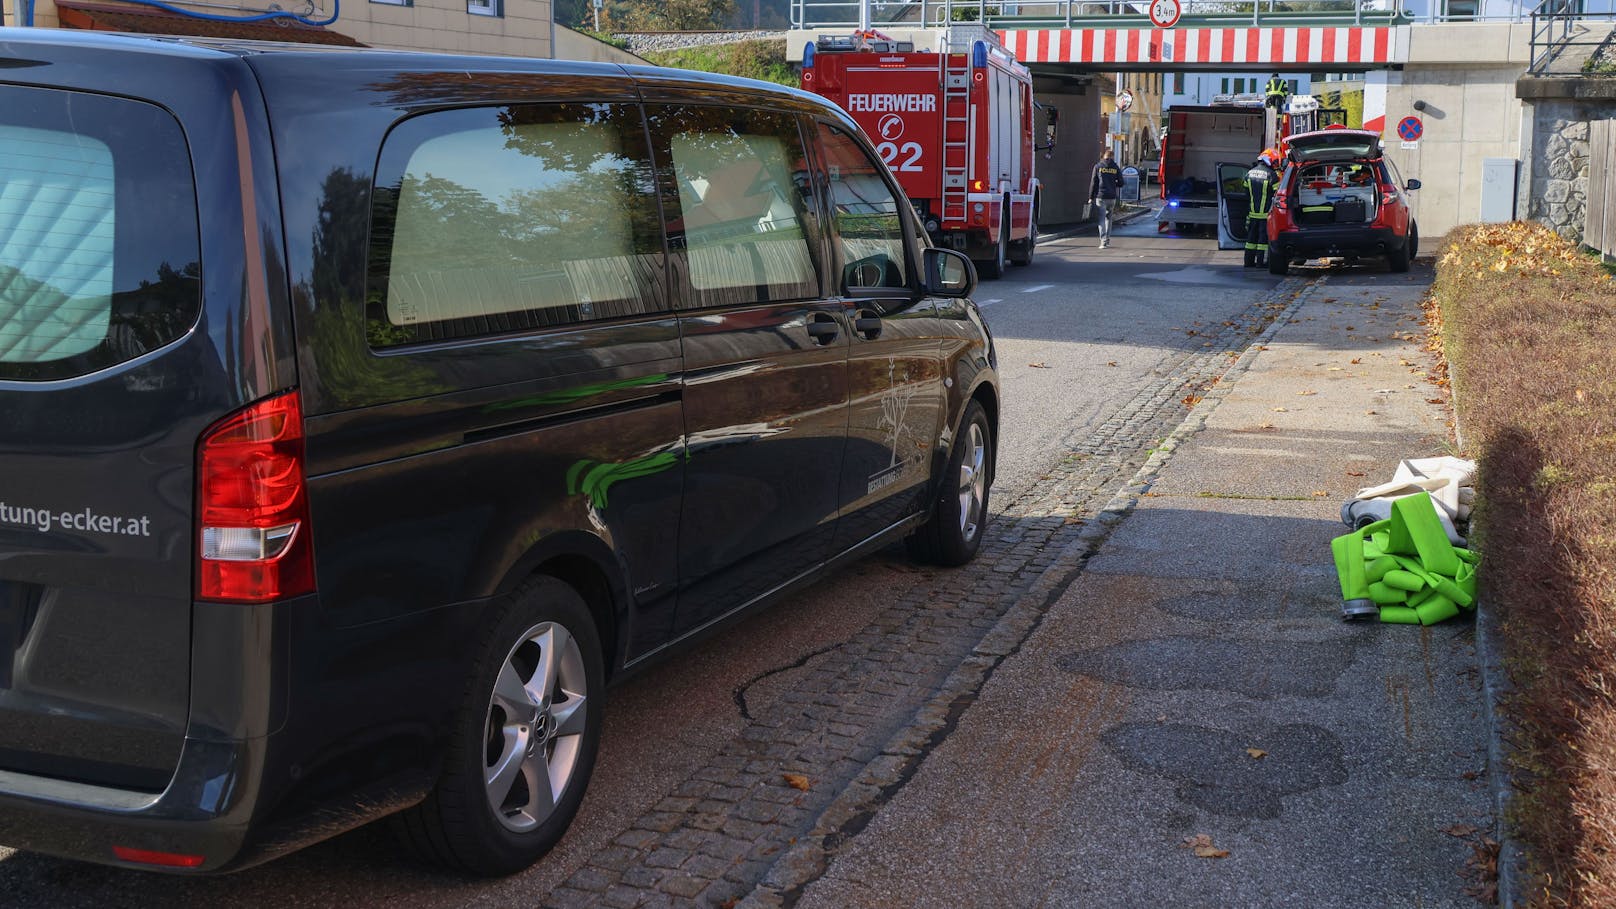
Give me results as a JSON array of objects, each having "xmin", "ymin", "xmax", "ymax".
[
  {"xmin": 1289, "ymin": 80, "xmax": 1299, "ymax": 95},
  {"xmin": 1173, "ymin": 72, "xmax": 1185, "ymax": 94},
  {"xmin": 370, "ymin": 0, "xmax": 409, "ymax": 6},
  {"xmin": 650, "ymin": 106, "xmax": 820, "ymax": 309},
  {"xmin": 466, "ymin": 0, "xmax": 500, "ymax": 15},
  {"xmin": 815, "ymin": 125, "xmax": 909, "ymax": 291},
  {"xmin": 367, "ymin": 103, "xmax": 663, "ymax": 347},
  {"xmin": 1221, "ymin": 78, "xmax": 1230, "ymax": 94}
]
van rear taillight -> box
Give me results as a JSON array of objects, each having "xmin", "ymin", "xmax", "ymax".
[{"xmin": 197, "ymin": 390, "xmax": 315, "ymax": 603}]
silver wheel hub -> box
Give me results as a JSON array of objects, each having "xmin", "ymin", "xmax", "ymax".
[
  {"xmin": 957, "ymin": 421, "xmax": 987, "ymax": 540},
  {"xmin": 484, "ymin": 620, "xmax": 588, "ymax": 833}
]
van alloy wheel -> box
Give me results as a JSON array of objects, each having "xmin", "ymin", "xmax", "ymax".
[
  {"xmin": 394, "ymin": 576, "xmax": 603, "ymax": 875},
  {"xmin": 958, "ymin": 421, "xmax": 987, "ymax": 541},
  {"xmin": 485, "ymin": 621, "xmax": 588, "ymax": 833},
  {"xmin": 906, "ymin": 399, "xmax": 993, "ymax": 567}
]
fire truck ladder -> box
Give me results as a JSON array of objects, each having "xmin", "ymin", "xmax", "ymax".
[{"xmin": 940, "ymin": 49, "xmax": 971, "ymax": 225}]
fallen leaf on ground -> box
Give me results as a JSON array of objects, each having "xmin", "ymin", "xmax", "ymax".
[
  {"xmin": 782, "ymin": 773, "xmax": 811, "ymax": 792},
  {"xmin": 1183, "ymin": 834, "xmax": 1230, "ymax": 859},
  {"xmin": 1028, "ymin": 362, "xmax": 1051, "ymax": 369},
  {"xmin": 1312, "ymin": 490, "xmax": 1328, "ymax": 497},
  {"xmin": 1107, "ymin": 361, "xmax": 1119, "ymax": 367},
  {"xmin": 1350, "ymin": 358, "xmax": 1362, "ymax": 364},
  {"xmin": 1461, "ymin": 770, "xmax": 1481, "ymax": 781},
  {"xmin": 1182, "ymin": 395, "xmax": 1203, "ymax": 407},
  {"xmin": 1246, "ymin": 747, "xmax": 1267, "ymax": 759},
  {"xmin": 1347, "ymin": 471, "xmax": 1366, "ymax": 477},
  {"xmin": 1426, "ymin": 398, "xmax": 1446, "ymax": 405},
  {"xmin": 1364, "ymin": 410, "xmax": 1378, "ymax": 415},
  {"xmin": 1443, "ymin": 823, "xmax": 1479, "ymax": 838},
  {"xmin": 1272, "ymin": 406, "xmax": 1288, "ymax": 412},
  {"xmin": 1297, "ymin": 390, "xmax": 1317, "ymax": 396}
]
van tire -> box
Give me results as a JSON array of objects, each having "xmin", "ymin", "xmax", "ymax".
[
  {"xmin": 1267, "ymin": 245, "xmax": 1288, "ymax": 276},
  {"xmin": 394, "ymin": 576, "xmax": 604, "ymax": 876},
  {"xmin": 907, "ymin": 400, "xmax": 992, "ymax": 566}
]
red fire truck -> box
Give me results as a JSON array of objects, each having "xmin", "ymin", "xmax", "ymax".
[{"xmin": 801, "ymin": 28, "xmax": 1043, "ymax": 278}]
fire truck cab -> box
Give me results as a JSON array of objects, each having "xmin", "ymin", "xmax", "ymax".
[{"xmin": 802, "ymin": 27, "xmax": 1041, "ymax": 278}]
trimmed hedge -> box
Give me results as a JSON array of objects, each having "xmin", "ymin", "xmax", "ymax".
[{"xmin": 1434, "ymin": 222, "xmax": 1616, "ymax": 907}]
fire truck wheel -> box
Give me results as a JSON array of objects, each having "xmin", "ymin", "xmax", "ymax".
[
  {"xmin": 976, "ymin": 208, "xmax": 1009, "ymax": 279},
  {"xmin": 1010, "ymin": 217, "xmax": 1037, "ymax": 267}
]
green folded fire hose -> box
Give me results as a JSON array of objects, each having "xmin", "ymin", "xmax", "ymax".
[{"xmin": 1331, "ymin": 491, "xmax": 1479, "ymax": 624}]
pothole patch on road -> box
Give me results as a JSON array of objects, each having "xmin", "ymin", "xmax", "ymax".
[{"xmin": 1101, "ymin": 721, "xmax": 1349, "ymax": 819}]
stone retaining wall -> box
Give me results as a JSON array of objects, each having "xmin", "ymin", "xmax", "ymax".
[
  {"xmin": 614, "ymin": 30, "xmax": 789, "ymax": 54},
  {"xmin": 1525, "ymin": 99, "xmax": 1610, "ymax": 241}
]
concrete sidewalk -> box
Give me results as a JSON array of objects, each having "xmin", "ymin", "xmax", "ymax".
[{"xmin": 796, "ymin": 264, "xmax": 1493, "ymax": 908}]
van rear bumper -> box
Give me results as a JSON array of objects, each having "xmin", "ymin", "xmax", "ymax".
[{"xmin": 0, "ymin": 592, "xmax": 461, "ymax": 873}]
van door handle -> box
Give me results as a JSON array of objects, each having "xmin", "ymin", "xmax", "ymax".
[
  {"xmin": 853, "ymin": 311, "xmax": 883, "ymax": 340},
  {"xmin": 806, "ymin": 314, "xmax": 840, "ymax": 345}
]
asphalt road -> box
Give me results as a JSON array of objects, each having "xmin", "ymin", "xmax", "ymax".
[{"xmin": 0, "ymin": 218, "xmax": 1293, "ymax": 908}]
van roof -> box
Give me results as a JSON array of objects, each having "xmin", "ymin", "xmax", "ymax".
[{"xmin": 0, "ymin": 27, "xmax": 833, "ymax": 110}]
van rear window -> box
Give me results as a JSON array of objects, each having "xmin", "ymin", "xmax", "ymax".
[{"xmin": 0, "ymin": 85, "xmax": 201, "ymax": 382}]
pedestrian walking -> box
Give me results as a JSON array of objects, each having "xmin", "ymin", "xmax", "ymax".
[
  {"xmin": 1264, "ymin": 73, "xmax": 1289, "ymax": 114},
  {"xmin": 1243, "ymin": 147, "xmax": 1280, "ymax": 268},
  {"xmin": 1090, "ymin": 147, "xmax": 1122, "ymax": 249}
]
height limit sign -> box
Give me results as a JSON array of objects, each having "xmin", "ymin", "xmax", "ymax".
[
  {"xmin": 1149, "ymin": 0, "xmax": 1181, "ymax": 29},
  {"xmin": 1397, "ymin": 115, "xmax": 1423, "ymax": 150}
]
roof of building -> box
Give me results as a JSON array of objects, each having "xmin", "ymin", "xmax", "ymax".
[{"xmin": 53, "ymin": 1, "xmax": 364, "ymax": 47}]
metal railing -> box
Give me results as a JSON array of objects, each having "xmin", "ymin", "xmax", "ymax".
[
  {"xmin": 1528, "ymin": 0, "xmax": 1616, "ymax": 73},
  {"xmin": 790, "ymin": 0, "xmax": 1413, "ymax": 30}
]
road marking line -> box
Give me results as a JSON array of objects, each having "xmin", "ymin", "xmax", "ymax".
[{"xmin": 1022, "ymin": 284, "xmax": 1054, "ymax": 293}]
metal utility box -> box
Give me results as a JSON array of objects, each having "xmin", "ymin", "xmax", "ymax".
[{"xmin": 1480, "ymin": 157, "xmax": 1518, "ymax": 223}]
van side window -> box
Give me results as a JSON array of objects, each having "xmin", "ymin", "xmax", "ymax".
[
  {"xmin": 0, "ymin": 86, "xmax": 201, "ymax": 382},
  {"xmin": 367, "ymin": 103, "xmax": 662, "ymax": 348},
  {"xmin": 814, "ymin": 125, "xmax": 910, "ymax": 291},
  {"xmin": 648, "ymin": 106, "xmax": 819, "ymax": 308}
]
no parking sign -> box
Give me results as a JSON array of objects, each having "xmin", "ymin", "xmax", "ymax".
[{"xmin": 1397, "ymin": 115, "xmax": 1423, "ymax": 149}]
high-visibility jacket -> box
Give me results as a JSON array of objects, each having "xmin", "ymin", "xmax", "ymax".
[
  {"xmin": 1245, "ymin": 163, "xmax": 1276, "ymax": 218},
  {"xmin": 1264, "ymin": 76, "xmax": 1288, "ymax": 100}
]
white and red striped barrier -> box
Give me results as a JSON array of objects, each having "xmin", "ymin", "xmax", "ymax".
[{"xmin": 999, "ymin": 26, "xmax": 1408, "ymax": 66}]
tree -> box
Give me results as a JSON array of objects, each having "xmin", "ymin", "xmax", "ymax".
[{"xmin": 605, "ymin": 0, "xmax": 738, "ymax": 30}]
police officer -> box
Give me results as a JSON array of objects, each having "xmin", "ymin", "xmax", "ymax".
[
  {"xmin": 1090, "ymin": 146, "xmax": 1122, "ymax": 249},
  {"xmin": 1264, "ymin": 73, "xmax": 1289, "ymax": 114},
  {"xmin": 1243, "ymin": 148, "xmax": 1280, "ymax": 268}
]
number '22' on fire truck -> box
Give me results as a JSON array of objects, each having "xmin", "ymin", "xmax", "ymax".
[{"xmin": 801, "ymin": 30, "xmax": 1042, "ymax": 278}]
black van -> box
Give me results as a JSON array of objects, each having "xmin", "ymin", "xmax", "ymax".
[{"xmin": 0, "ymin": 32, "xmax": 999, "ymax": 875}]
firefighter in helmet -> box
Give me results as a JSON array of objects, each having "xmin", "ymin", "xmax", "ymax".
[
  {"xmin": 1244, "ymin": 147, "xmax": 1281, "ymax": 268},
  {"xmin": 1264, "ymin": 73, "xmax": 1289, "ymax": 114}
]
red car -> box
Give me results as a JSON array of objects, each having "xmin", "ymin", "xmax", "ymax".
[{"xmin": 1265, "ymin": 129, "xmax": 1421, "ymax": 275}]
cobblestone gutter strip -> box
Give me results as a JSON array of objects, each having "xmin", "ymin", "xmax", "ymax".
[
  {"xmin": 749, "ymin": 275, "xmax": 1325, "ymax": 908},
  {"xmin": 542, "ymin": 277, "xmax": 1319, "ymax": 909}
]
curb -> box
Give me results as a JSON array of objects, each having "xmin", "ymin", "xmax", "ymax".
[
  {"xmin": 1477, "ymin": 591, "xmax": 1526, "ymax": 908},
  {"xmin": 741, "ymin": 274, "xmax": 1322, "ymax": 908}
]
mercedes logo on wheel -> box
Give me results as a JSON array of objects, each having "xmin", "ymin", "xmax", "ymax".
[{"xmin": 878, "ymin": 114, "xmax": 905, "ymax": 141}]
